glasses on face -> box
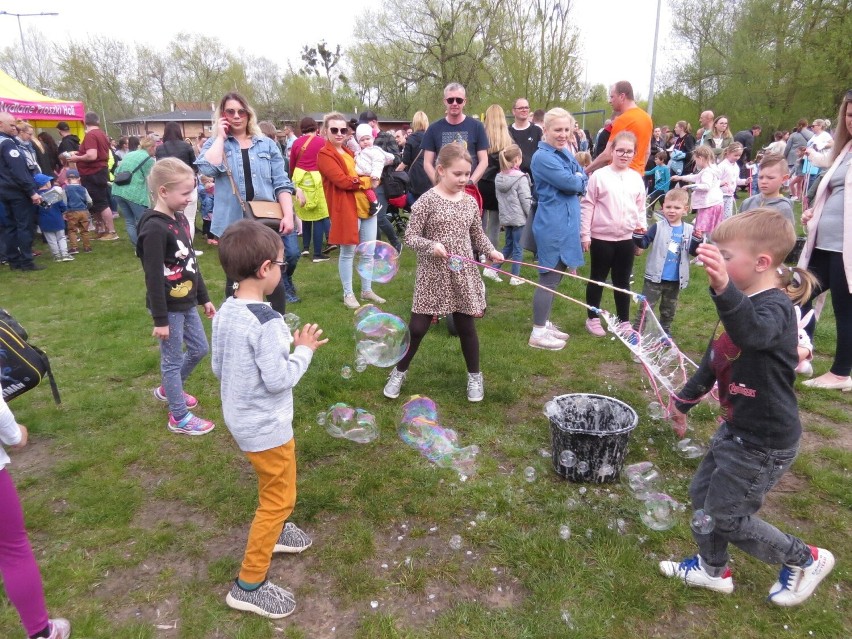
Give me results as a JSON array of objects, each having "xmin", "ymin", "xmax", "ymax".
[
  {"xmin": 445, "ymin": 97, "xmax": 465, "ymax": 105},
  {"xmin": 717, "ymin": 121, "xmax": 728, "ymax": 127},
  {"xmin": 224, "ymin": 108, "xmax": 247, "ymax": 118},
  {"xmin": 271, "ymin": 259, "xmax": 286, "ymax": 267},
  {"xmin": 614, "ymin": 149, "xmax": 635, "ymax": 157},
  {"xmin": 514, "ymin": 105, "xmax": 530, "ymax": 110},
  {"xmin": 329, "ymin": 127, "xmax": 348, "ymax": 135}
]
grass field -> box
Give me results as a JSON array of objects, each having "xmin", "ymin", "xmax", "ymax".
[{"xmin": 1, "ymin": 210, "xmax": 849, "ymax": 639}]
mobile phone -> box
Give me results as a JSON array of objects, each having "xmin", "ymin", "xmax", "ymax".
[{"xmin": 223, "ymin": 122, "xmax": 230, "ymax": 135}]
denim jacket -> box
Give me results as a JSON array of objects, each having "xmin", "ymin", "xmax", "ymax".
[{"xmin": 195, "ymin": 134, "xmax": 294, "ymax": 237}]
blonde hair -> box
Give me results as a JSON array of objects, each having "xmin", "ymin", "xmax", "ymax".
[
  {"xmin": 812, "ymin": 118, "xmax": 830, "ymax": 129},
  {"xmin": 665, "ymin": 188, "xmax": 690, "ymax": 207},
  {"xmin": 692, "ymin": 145, "xmax": 715, "ymax": 164},
  {"xmin": 675, "ymin": 120, "xmax": 692, "ymax": 135},
  {"xmin": 436, "ymin": 142, "xmax": 471, "ymax": 169},
  {"xmin": 725, "ymin": 141, "xmax": 744, "ymax": 156},
  {"xmin": 758, "ymin": 152, "xmax": 787, "ymax": 172},
  {"xmin": 411, "ymin": 111, "xmax": 429, "ymax": 133},
  {"xmin": 611, "ymin": 131, "xmax": 637, "ymax": 150},
  {"xmin": 213, "ymin": 92, "xmax": 262, "ymax": 138},
  {"xmin": 139, "ymin": 136, "xmax": 157, "ymax": 151},
  {"xmin": 498, "ymin": 144, "xmax": 522, "ymax": 171},
  {"xmin": 543, "ymin": 108, "xmax": 574, "ymax": 131},
  {"xmin": 575, "ymin": 151, "xmax": 592, "ymax": 168},
  {"xmin": 322, "ymin": 111, "xmax": 349, "ymax": 135},
  {"xmin": 484, "ymin": 104, "xmax": 513, "ymax": 155},
  {"xmin": 711, "ymin": 208, "xmax": 817, "ymax": 304},
  {"xmin": 148, "ymin": 157, "xmax": 195, "ymax": 208}
]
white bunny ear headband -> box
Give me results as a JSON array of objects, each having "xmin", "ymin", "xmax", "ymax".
[{"xmin": 795, "ymin": 305, "xmax": 815, "ymax": 329}]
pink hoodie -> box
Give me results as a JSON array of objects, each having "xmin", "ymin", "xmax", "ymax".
[{"xmin": 580, "ymin": 165, "xmax": 646, "ymax": 243}]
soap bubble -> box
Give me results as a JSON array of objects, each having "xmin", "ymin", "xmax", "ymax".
[
  {"xmin": 399, "ymin": 396, "xmax": 479, "ymax": 476},
  {"xmin": 576, "ymin": 461, "xmax": 589, "ymax": 474},
  {"xmin": 356, "ymin": 312, "xmax": 410, "ymax": 368},
  {"xmin": 354, "ymin": 303, "xmax": 382, "ymax": 326},
  {"xmin": 524, "ymin": 467, "xmax": 536, "ymax": 482},
  {"xmin": 677, "ymin": 438, "xmax": 707, "ymax": 459},
  {"xmin": 559, "ymin": 524, "xmax": 571, "ymax": 540},
  {"xmin": 341, "ymin": 365, "xmax": 352, "ymax": 379},
  {"xmin": 578, "ymin": 487, "xmax": 587, "ymax": 495},
  {"xmin": 598, "ymin": 463, "xmax": 615, "ymax": 478},
  {"xmin": 324, "ymin": 403, "xmax": 379, "ymax": 443},
  {"xmin": 283, "ymin": 313, "xmax": 301, "ymax": 332},
  {"xmin": 625, "ymin": 462, "xmax": 662, "ymax": 500},
  {"xmin": 559, "ymin": 450, "xmax": 577, "ymax": 468},
  {"xmin": 316, "ymin": 411, "xmax": 327, "ymax": 426},
  {"xmin": 355, "ymin": 240, "xmax": 399, "ymax": 283},
  {"xmin": 543, "ymin": 400, "xmax": 560, "ymax": 418},
  {"xmin": 647, "ymin": 401, "xmax": 665, "ymax": 420},
  {"xmin": 354, "ymin": 357, "xmax": 368, "ymax": 373},
  {"xmin": 640, "ymin": 496, "xmax": 676, "ymax": 531},
  {"xmin": 448, "ymin": 255, "xmax": 464, "ymax": 273},
  {"xmin": 449, "ymin": 534, "xmax": 462, "ymax": 550},
  {"xmin": 690, "ymin": 509, "xmax": 715, "ymax": 534}
]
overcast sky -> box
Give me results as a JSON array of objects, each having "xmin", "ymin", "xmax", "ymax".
[{"xmin": 1, "ymin": 0, "xmax": 675, "ymax": 100}]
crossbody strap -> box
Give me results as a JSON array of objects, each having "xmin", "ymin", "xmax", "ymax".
[
  {"xmin": 128, "ymin": 155, "xmax": 153, "ymax": 177},
  {"xmin": 224, "ymin": 164, "xmax": 248, "ymax": 207}
]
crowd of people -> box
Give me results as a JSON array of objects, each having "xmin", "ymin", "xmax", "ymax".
[{"xmin": 1, "ymin": 81, "xmax": 848, "ymax": 633}]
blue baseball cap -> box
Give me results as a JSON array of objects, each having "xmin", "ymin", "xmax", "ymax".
[{"xmin": 33, "ymin": 173, "xmax": 53, "ymax": 187}]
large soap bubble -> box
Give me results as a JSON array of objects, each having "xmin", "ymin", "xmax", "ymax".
[
  {"xmin": 354, "ymin": 303, "xmax": 382, "ymax": 326},
  {"xmin": 355, "ymin": 240, "xmax": 399, "ymax": 283},
  {"xmin": 399, "ymin": 395, "xmax": 479, "ymax": 477},
  {"xmin": 356, "ymin": 312, "xmax": 410, "ymax": 368},
  {"xmin": 625, "ymin": 462, "xmax": 662, "ymax": 501},
  {"xmin": 640, "ymin": 494, "xmax": 679, "ymax": 531},
  {"xmin": 324, "ymin": 402, "xmax": 379, "ymax": 443}
]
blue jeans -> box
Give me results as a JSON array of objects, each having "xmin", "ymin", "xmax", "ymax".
[
  {"xmin": 159, "ymin": 308, "xmax": 209, "ymax": 420},
  {"xmin": 501, "ymin": 225, "xmax": 524, "ymax": 276},
  {"xmin": 281, "ymin": 229, "xmax": 299, "ymax": 279},
  {"xmin": 690, "ymin": 423, "xmax": 810, "ymax": 568},
  {"xmin": 115, "ymin": 196, "xmax": 146, "ymax": 247},
  {"xmin": 338, "ymin": 215, "xmax": 377, "ymax": 296},
  {"xmin": 0, "ymin": 192, "xmax": 35, "ymax": 268},
  {"xmin": 302, "ymin": 217, "xmax": 331, "ymax": 258}
]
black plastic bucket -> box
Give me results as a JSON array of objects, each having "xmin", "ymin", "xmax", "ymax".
[{"xmin": 548, "ymin": 394, "xmax": 638, "ymax": 483}]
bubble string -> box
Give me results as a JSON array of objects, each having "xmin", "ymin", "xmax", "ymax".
[{"xmin": 450, "ymin": 254, "xmax": 645, "ymax": 302}]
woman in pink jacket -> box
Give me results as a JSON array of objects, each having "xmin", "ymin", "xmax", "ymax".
[{"xmin": 580, "ymin": 131, "xmax": 647, "ymax": 336}]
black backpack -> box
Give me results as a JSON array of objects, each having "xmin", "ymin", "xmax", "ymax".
[{"xmin": 0, "ymin": 309, "xmax": 60, "ymax": 404}]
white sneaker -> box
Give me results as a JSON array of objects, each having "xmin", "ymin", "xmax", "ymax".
[
  {"xmin": 509, "ymin": 277, "xmax": 523, "ymax": 286},
  {"xmin": 529, "ymin": 333, "xmax": 567, "ymax": 351},
  {"xmin": 467, "ymin": 372, "xmax": 484, "ymax": 402},
  {"xmin": 482, "ymin": 268, "xmax": 502, "ymax": 282},
  {"xmin": 343, "ymin": 294, "xmax": 360, "ymax": 309},
  {"xmin": 361, "ymin": 290, "xmax": 386, "ymax": 304},
  {"xmin": 768, "ymin": 546, "xmax": 835, "ymax": 607},
  {"xmin": 383, "ymin": 368, "xmax": 406, "ymax": 399},
  {"xmin": 45, "ymin": 618, "xmax": 71, "ymax": 639},
  {"xmin": 61, "ymin": 254, "xmax": 74, "ymax": 262},
  {"xmin": 195, "ymin": 249, "xmax": 204, "ymax": 256},
  {"xmin": 659, "ymin": 555, "xmax": 734, "ymax": 594},
  {"xmin": 545, "ymin": 321, "xmax": 569, "ymax": 340}
]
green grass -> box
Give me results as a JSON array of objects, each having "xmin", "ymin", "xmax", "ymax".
[{"xmin": 1, "ymin": 208, "xmax": 849, "ymax": 638}]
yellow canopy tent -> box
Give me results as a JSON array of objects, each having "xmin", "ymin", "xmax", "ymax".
[{"xmin": 0, "ymin": 70, "xmax": 85, "ymax": 139}]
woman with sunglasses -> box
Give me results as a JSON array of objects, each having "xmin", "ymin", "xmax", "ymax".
[
  {"xmin": 317, "ymin": 112, "xmax": 387, "ymax": 309},
  {"xmin": 196, "ymin": 92, "xmax": 298, "ymax": 313}
]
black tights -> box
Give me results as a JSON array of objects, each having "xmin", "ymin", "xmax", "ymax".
[
  {"xmin": 585, "ymin": 238, "xmax": 635, "ymax": 322},
  {"xmin": 396, "ymin": 312, "xmax": 479, "ymax": 373}
]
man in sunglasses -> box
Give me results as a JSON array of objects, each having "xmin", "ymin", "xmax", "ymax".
[{"xmin": 421, "ymin": 83, "xmax": 489, "ymax": 186}]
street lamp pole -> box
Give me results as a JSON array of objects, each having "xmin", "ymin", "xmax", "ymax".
[
  {"xmin": 647, "ymin": 0, "xmax": 663, "ymax": 116},
  {"xmin": 0, "ymin": 12, "xmax": 59, "ymax": 50}
]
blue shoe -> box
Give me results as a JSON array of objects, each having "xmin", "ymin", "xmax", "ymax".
[{"xmin": 167, "ymin": 412, "xmax": 214, "ymax": 436}]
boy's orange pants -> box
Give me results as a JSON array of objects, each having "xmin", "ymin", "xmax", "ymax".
[{"xmin": 239, "ymin": 439, "xmax": 297, "ymax": 584}]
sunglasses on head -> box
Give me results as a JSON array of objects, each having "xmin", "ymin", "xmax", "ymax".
[
  {"xmin": 445, "ymin": 97, "xmax": 465, "ymax": 105},
  {"xmin": 224, "ymin": 108, "xmax": 247, "ymax": 117},
  {"xmin": 329, "ymin": 127, "xmax": 348, "ymax": 135}
]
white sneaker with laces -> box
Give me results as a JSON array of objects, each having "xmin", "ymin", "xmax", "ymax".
[
  {"xmin": 768, "ymin": 546, "xmax": 835, "ymax": 607},
  {"xmin": 529, "ymin": 332, "xmax": 567, "ymax": 351},
  {"xmin": 45, "ymin": 618, "xmax": 72, "ymax": 639},
  {"xmin": 545, "ymin": 321, "xmax": 569, "ymax": 340},
  {"xmin": 659, "ymin": 555, "xmax": 734, "ymax": 594},
  {"xmin": 343, "ymin": 294, "xmax": 360, "ymax": 309},
  {"xmin": 361, "ymin": 290, "xmax": 386, "ymax": 304},
  {"xmin": 482, "ymin": 268, "xmax": 502, "ymax": 282},
  {"xmin": 467, "ymin": 372, "xmax": 484, "ymax": 402},
  {"xmin": 509, "ymin": 277, "xmax": 523, "ymax": 286},
  {"xmin": 383, "ymin": 368, "xmax": 406, "ymax": 398}
]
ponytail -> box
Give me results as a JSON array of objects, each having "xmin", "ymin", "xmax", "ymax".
[
  {"xmin": 498, "ymin": 144, "xmax": 522, "ymax": 172},
  {"xmin": 778, "ymin": 266, "xmax": 818, "ymax": 305}
]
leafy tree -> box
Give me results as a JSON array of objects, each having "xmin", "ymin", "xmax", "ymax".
[{"xmin": 301, "ymin": 41, "xmax": 348, "ymax": 109}]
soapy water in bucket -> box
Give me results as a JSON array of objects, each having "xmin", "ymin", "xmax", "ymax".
[
  {"xmin": 355, "ymin": 240, "xmax": 399, "ymax": 283},
  {"xmin": 399, "ymin": 396, "xmax": 479, "ymax": 476},
  {"xmin": 355, "ymin": 312, "xmax": 410, "ymax": 368},
  {"xmin": 323, "ymin": 402, "xmax": 379, "ymax": 443}
]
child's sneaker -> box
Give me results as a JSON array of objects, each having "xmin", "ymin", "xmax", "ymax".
[
  {"xmin": 68, "ymin": 247, "xmax": 79, "ymax": 255},
  {"xmin": 659, "ymin": 555, "xmax": 734, "ymax": 594},
  {"xmin": 509, "ymin": 276, "xmax": 523, "ymax": 286},
  {"xmin": 467, "ymin": 372, "xmax": 484, "ymax": 402},
  {"xmin": 482, "ymin": 267, "xmax": 502, "ymax": 282},
  {"xmin": 768, "ymin": 546, "xmax": 835, "ymax": 607},
  {"xmin": 546, "ymin": 321, "xmax": 569, "ymax": 340},
  {"xmin": 225, "ymin": 580, "xmax": 296, "ymax": 619},
  {"xmin": 585, "ymin": 317, "xmax": 606, "ymax": 337},
  {"xmin": 45, "ymin": 618, "xmax": 71, "ymax": 639},
  {"xmin": 368, "ymin": 201, "xmax": 378, "ymax": 216},
  {"xmin": 383, "ymin": 368, "xmax": 407, "ymax": 399},
  {"xmin": 361, "ymin": 290, "xmax": 386, "ymax": 304},
  {"xmin": 274, "ymin": 522, "xmax": 313, "ymax": 553},
  {"xmin": 618, "ymin": 321, "xmax": 640, "ymax": 346},
  {"xmin": 167, "ymin": 412, "xmax": 214, "ymax": 436},
  {"xmin": 528, "ymin": 332, "xmax": 566, "ymax": 351},
  {"xmin": 153, "ymin": 385, "xmax": 199, "ymax": 408},
  {"xmin": 61, "ymin": 254, "xmax": 74, "ymax": 261}
]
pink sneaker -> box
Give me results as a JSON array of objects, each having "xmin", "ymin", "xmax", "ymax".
[
  {"xmin": 168, "ymin": 412, "xmax": 214, "ymax": 436},
  {"xmin": 585, "ymin": 317, "xmax": 606, "ymax": 337},
  {"xmin": 46, "ymin": 618, "xmax": 71, "ymax": 639},
  {"xmin": 153, "ymin": 386, "xmax": 199, "ymax": 409}
]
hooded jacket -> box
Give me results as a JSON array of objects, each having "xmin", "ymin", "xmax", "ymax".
[{"xmin": 495, "ymin": 170, "xmax": 532, "ymax": 226}]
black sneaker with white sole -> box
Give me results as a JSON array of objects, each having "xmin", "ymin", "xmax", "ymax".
[
  {"xmin": 225, "ymin": 580, "xmax": 296, "ymax": 619},
  {"xmin": 273, "ymin": 522, "xmax": 313, "ymax": 553}
]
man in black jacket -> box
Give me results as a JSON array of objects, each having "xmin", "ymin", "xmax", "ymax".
[
  {"xmin": 56, "ymin": 121, "xmax": 80, "ymax": 155},
  {"xmin": 0, "ymin": 113, "xmax": 43, "ymax": 271}
]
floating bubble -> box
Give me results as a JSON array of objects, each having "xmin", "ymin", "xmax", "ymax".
[
  {"xmin": 576, "ymin": 461, "xmax": 589, "ymax": 474},
  {"xmin": 559, "ymin": 524, "xmax": 571, "ymax": 540},
  {"xmin": 524, "ymin": 467, "xmax": 536, "ymax": 482},
  {"xmin": 448, "ymin": 255, "xmax": 464, "ymax": 273},
  {"xmin": 283, "ymin": 313, "xmax": 301, "ymax": 332},
  {"xmin": 578, "ymin": 487, "xmax": 587, "ymax": 495},
  {"xmin": 641, "ymin": 497, "xmax": 676, "ymax": 531},
  {"xmin": 323, "ymin": 403, "xmax": 379, "ymax": 443},
  {"xmin": 476, "ymin": 511, "xmax": 487, "ymax": 521},
  {"xmin": 449, "ymin": 534, "xmax": 462, "ymax": 550},
  {"xmin": 341, "ymin": 365, "xmax": 352, "ymax": 379},
  {"xmin": 316, "ymin": 411, "xmax": 327, "ymax": 426},
  {"xmin": 354, "ymin": 357, "xmax": 368, "ymax": 373},
  {"xmin": 559, "ymin": 450, "xmax": 577, "ymax": 468},
  {"xmin": 565, "ymin": 498, "xmax": 579, "ymax": 510},
  {"xmin": 370, "ymin": 600, "xmax": 379, "ymax": 609},
  {"xmin": 690, "ymin": 509, "xmax": 715, "ymax": 534},
  {"xmin": 598, "ymin": 463, "xmax": 615, "ymax": 478},
  {"xmin": 625, "ymin": 462, "xmax": 662, "ymax": 500},
  {"xmin": 355, "ymin": 240, "xmax": 399, "ymax": 283},
  {"xmin": 677, "ymin": 438, "xmax": 707, "ymax": 459},
  {"xmin": 354, "ymin": 303, "xmax": 382, "ymax": 326},
  {"xmin": 647, "ymin": 401, "xmax": 665, "ymax": 420},
  {"xmin": 356, "ymin": 312, "xmax": 411, "ymax": 368},
  {"xmin": 399, "ymin": 396, "xmax": 479, "ymax": 476},
  {"xmin": 543, "ymin": 400, "xmax": 560, "ymax": 419}
]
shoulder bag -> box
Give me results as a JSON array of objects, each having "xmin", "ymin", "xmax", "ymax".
[
  {"xmin": 114, "ymin": 156, "xmax": 152, "ymax": 186},
  {"xmin": 224, "ymin": 164, "xmax": 283, "ymax": 230}
]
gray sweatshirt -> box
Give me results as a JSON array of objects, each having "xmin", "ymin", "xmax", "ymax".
[
  {"xmin": 495, "ymin": 170, "xmax": 532, "ymax": 226},
  {"xmin": 739, "ymin": 194, "xmax": 795, "ymax": 228},
  {"xmin": 212, "ymin": 297, "xmax": 314, "ymax": 452}
]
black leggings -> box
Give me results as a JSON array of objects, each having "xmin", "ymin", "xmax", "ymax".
[
  {"xmin": 586, "ymin": 238, "xmax": 635, "ymax": 322},
  {"xmin": 803, "ymin": 249, "xmax": 852, "ymax": 377},
  {"xmin": 396, "ymin": 312, "xmax": 479, "ymax": 373},
  {"xmin": 225, "ymin": 277, "xmax": 286, "ymax": 314}
]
